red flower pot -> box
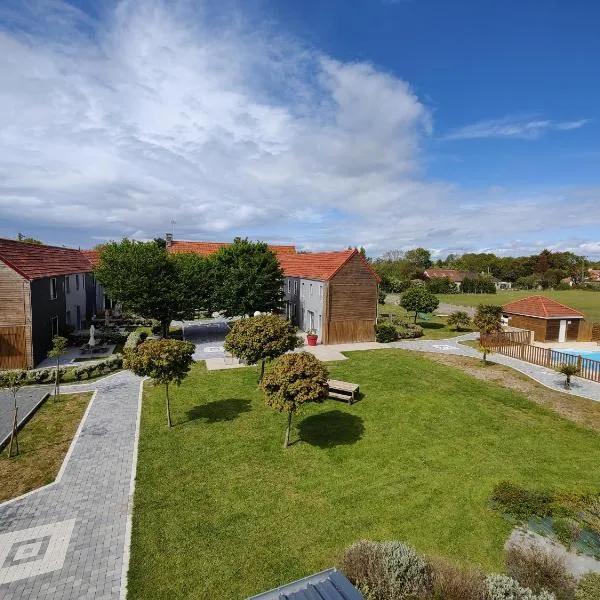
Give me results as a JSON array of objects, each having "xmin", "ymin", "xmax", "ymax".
[{"xmin": 307, "ymin": 334, "xmax": 318, "ymax": 346}]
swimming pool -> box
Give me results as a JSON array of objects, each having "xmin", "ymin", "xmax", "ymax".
[{"xmin": 553, "ymin": 349, "xmax": 600, "ymax": 362}]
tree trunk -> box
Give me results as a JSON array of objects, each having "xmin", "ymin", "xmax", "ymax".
[
  {"xmin": 482, "ymin": 351, "xmax": 487, "ymax": 366},
  {"xmin": 165, "ymin": 382, "xmax": 172, "ymax": 427},
  {"xmin": 257, "ymin": 359, "xmax": 265, "ymax": 384},
  {"xmin": 55, "ymin": 357, "xmax": 60, "ymax": 399},
  {"xmin": 8, "ymin": 399, "xmax": 18, "ymax": 457},
  {"xmin": 565, "ymin": 375, "xmax": 571, "ymax": 390},
  {"xmin": 414, "ymin": 311, "xmax": 418, "ymax": 324},
  {"xmin": 161, "ymin": 320, "xmax": 169, "ymax": 339},
  {"xmin": 284, "ymin": 412, "xmax": 293, "ymax": 448}
]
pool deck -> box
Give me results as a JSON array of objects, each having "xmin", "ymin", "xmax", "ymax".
[{"xmin": 533, "ymin": 341, "xmax": 600, "ymax": 352}]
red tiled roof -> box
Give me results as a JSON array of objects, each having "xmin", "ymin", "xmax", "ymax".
[
  {"xmin": 0, "ymin": 239, "xmax": 94, "ymax": 280},
  {"xmin": 589, "ymin": 270, "xmax": 600, "ymax": 281},
  {"xmin": 423, "ymin": 268, "xmax": 471, "ymax": 283},
  {"xmin": 167, "ymin": 240, "xmax": 297, "ymax": 257},
  {"xmin": 279, "ymin": 249, "xmax": 381, "ymax": 282},
  {"xmin": 81, "ymin": 249, "xmax": 100, "ymax": 266},
  {"xmin": 503, "ymin": 295, "xmax": 584, "ymax": 319}
]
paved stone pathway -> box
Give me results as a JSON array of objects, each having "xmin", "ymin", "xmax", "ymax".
[
  {"xmin": 181, "ymin": 318, "xmax": 230, "ymax": 360},
  {"xmin": 392, "ymin": 333, "xmax": 600, "ymax": 402},
  {"xmin": 0, "ymin": 387, "xmax": 51, "ymax": 448},
  {"xmin": 0, "ymin": 370, "xmax": 142, "ymax": 599}
]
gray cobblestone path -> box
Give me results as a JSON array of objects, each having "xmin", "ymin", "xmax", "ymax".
[{"xmin": 0, "ymin": 370, "xmax": 142, "ymax": 599}]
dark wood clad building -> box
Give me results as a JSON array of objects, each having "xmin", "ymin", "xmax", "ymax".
[{"xmin": 502, "ymin": 296, "xmax": 585, "ymax": 343}]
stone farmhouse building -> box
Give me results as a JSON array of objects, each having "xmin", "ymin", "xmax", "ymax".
[{"xmin": 166, "ymin": 239, "xmax": 380, "ymax": 344}]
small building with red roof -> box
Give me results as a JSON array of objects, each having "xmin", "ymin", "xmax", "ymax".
[
  {"xmin": 502, "ymin": 295, "xmax": 585, "ymax": 342},
  {"xmin": 0, "ymin": 238, "xmax": 100, "ymax": 368}
]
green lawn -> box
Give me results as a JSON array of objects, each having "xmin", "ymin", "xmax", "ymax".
[
  {"xmin": 129, "ymin": 350, "xmax": 600, "ymax": 599},
  {"xmin": 436, "ymin": 290, "xmax": 600, "ymax": 322},
  {"xmin": 379, "ymin": 303, "xmax": 472, "ymax": 339}
]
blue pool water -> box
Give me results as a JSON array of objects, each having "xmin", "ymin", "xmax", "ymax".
[{"xmin": 554, "ymin": 349, "xmax": 600, "ymax": 362}]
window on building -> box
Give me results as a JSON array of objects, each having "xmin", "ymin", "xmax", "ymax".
[
  {"xmin": 66, "ymin": 276, "xmax": 70, "ymax": 294},
  {"xmin": 287, "ymin": 280, "xmax": 291, "ymax": 293},
  {"xmin": 294, "ymin": 280, "xmax": 298, "ymax": 294},
  {"xmin": 319, "ymin": 285, "xmax": 323, "ymax": 300},
  {"xmin": 82, "ymin": 274, "xmax": 85, "ymax": 289},
  {"xmin": 50, "ymin": 278, "xmax": 57, "ymax": 300},
  {"xmin": 51, "ymin": 315, "xmax": 59, "ymax": 337},
  {"xmin": 75, "ymin": 274, "xmax": 80, "ymax": 291},
  {"xmin": 76, "ymin": 305, "xmax": 81, "ymax": 330}
]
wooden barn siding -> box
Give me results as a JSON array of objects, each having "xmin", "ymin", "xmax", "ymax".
[
  {"xmin": 0, "ymin": 261, "xmax": 32, "ymax": 368},
  {"xmin": 324, "ymin": 255, "xmax": 378, "ymax": 344},
  {"xmin": 578, "ymin": 321, "xmax": 600, "ymax": 342},
  {"xmin": 507, "ymin": 315, "xmax": 548, "ymax": 341}
]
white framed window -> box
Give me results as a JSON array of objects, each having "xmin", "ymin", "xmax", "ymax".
[
  {"xmin": 287, "ymin": 280, "xmax": 291, "ymax": 293},
  {"xmin": 319, "ymin": 285, "xmax": 323, "ymax": 300},
  {"xmin": 50, "ymin": 278, "xmax": 57, "ymax": 300},
  {"xmin": 66, "ymin": 276, "xmax": 70, "ymax": 294},
  {"xmin": 75, "ymin": 274, "xmax": 80, "ymax": 291},
  {"xmin": 294, "ymin": 280, "xmax": 298, "ymax": 294},
  {"xmin": 51, "ymin": 315, "xmax": 59, "ymax": 337}
]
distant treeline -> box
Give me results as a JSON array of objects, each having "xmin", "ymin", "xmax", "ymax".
[{"xmin": 372, "ymin": 247, "xmax": 600, "ymax": 293}]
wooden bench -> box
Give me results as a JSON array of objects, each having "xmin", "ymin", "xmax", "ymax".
[{"xmin": 327, "ymin": 379, "xmax": 359, "ymax": 404}]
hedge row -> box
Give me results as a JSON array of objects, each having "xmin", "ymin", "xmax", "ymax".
[{"xmin": 375, "ymin": 322, "xmax": 424, "ymax": 343}]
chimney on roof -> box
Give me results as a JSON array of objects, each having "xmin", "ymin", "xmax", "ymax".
[{"xmin": 165, "ymin": 233, "xmax": 173, "ymax": 246}]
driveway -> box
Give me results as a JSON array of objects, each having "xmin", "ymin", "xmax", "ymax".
[
  {"xmin": 182, "ymin": 318, "xmax": 230, "ymax": 360},
  {"xmin": 0, "ymin": 387, "xmax": 51, "ymax": 448}
]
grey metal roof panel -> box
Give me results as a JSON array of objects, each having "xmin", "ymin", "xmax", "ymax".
[{"xmin": 246, "ymin": 568, "xmax": 363, "ymax": 600}]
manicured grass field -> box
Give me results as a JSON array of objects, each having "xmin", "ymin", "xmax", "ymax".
[
  {"xmin": 0, "ymin": 392, "xmax": 92, "ymax": 501},
  {"xmin": 436, "ymin": 290, "xmax": 600, "ymax": 322},
  {"xmin": 379, "ymin": 303, "xmax": 473, "ymax": 339},
  {"xmin": 129, "ymin": 351, "xmax": 600, "ymax": 599}
]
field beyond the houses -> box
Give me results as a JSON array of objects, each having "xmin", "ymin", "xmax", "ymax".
[
  {"xmin": 129, "ymin": 350, "xmax": 600, "ymax": 599},
  {"xmin": 436, "ymin": 289, "xmax": 600, "ymax": 322}
]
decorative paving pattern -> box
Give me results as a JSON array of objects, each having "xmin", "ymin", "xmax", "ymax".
[{"xmin": 0, "ymin": 371, "xmax": 142, "ymax": 600}]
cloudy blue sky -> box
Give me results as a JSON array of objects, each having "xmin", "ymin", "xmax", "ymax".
[{"xmin": 0, "ymin": 0, "xmax": 599, "ymax": 257}]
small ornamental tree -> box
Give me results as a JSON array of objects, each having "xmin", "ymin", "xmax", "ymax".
[
  {"xmin": 473, "ymin": 304, "xmax": 503, "ymax": 334},
  {"xmin": 224, "ymin": 314, "xmax": 301, "ymax": 382},
  {"xmin": 557, "ymin": 363, "xmax": 580, "ymax": 390},
  {"xmin": 400, "ymin": 287, "xmax": 440, "ymax": 323},
  {"xmin": 47, "ymin": 335, "xmax": 68, "ymax": 398},
  {"xmin": 125, "ymin": 339, "xmax": 195, "ymax": 427},
  {"xmin": 447, "ymin": 311, "xmax": 471, "ymax": 331},
  {"xmin": 479, "ymin": 343, "xmax": 493, "ymax": 366},
  {"xmin": 0, "ymin": 370, "xmax": 26, "ymax": 457},
  {"xmin": 261, "ymin": 352, "xmax": 329, "ymax": 448}
]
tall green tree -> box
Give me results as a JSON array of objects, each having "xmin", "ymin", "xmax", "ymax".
[
  {"xmin": 261, "ymin": 352, "xmax": 329, "ymax": 448},
  {"xmin": 48, "ymin": 335, "xmax": 67, "ymax": 398},
  {"xmin": 400, "ymin": 287, "xmax": 439, "ymax": 323},
  {"xmin": 211, "ymin": 238, "xmax": 284, "ymax": 317},
  {"xmin": 125, "ymin": 339, "xmax": 195, "ymax": 427},
  {"xmin": 0, "ymin": 370, "xmax": 26, "ymax": 457},
  {"xmin": 405, "ymin": 247, "xmax": 433, "ymax": 270},
  {"xmin": 224, "ymin": 314, "xmax": 301, "ymax": 382},
  {"xmin": 95, "ymin": 239, "xmax": 211, "ymax": 336}
]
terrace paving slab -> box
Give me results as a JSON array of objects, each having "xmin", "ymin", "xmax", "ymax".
[{"xmin": 0, "ymin": 370, "xmax": 142, "ymax": 600}]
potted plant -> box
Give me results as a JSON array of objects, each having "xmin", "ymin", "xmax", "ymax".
[{"xmin": 306, "ymin": 329, "xmax": 318, "ymax": 346}]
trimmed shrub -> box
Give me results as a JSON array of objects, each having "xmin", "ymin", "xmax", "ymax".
[
  {"xmin": 125, "ymin": 330, "xmax": 146, "ymax": 351},
  {"xmin": 376, "ymin": 322, "xmax": 399, "ymax": 343},
  {"xmin": 378, "ymin": 289, "xmax": 387, "ymax": 305},
  {"xmin": 431, "ymin": 557, "xmax": 486, "ymax": 600},
  {"xmin": 342, "ymin": 540, "xmax": 432, "ymax": 600},
  {"xmin": 505, "ymin": 545, "xmax": 575, "ymax": 600},
  {"xmin": 486, "ymin": 574, "xmax": 556, "ymax": 600},
  {"xmin": 492, "ymin": 481, "xmax": 554, "ymax": 519},
  {"xmin": 396, "ymin": 323, "xmax": 424, "ymax": 339},
  {"xmin": 427, "ymin": 276, "xmax": 458, "ymax": 294},
  {"xmin": 575, "ymin": 572, "xmax": 600, "ymax": 600}
]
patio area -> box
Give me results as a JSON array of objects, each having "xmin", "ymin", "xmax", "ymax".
[{"xmin": 36, "ymin": 344, "xmax": 116, "ymax": 368}]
